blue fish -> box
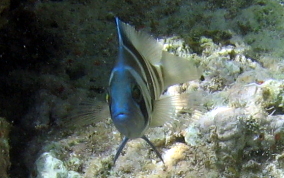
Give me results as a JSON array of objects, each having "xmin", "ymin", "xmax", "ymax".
[{"xmin": 108, "ymin": 17, "xmax": 202, "ymax": 163}]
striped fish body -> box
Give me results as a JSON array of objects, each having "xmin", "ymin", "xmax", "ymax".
[{"xmin": 108, "ymin": 17, "xmax": 201, "ymax": 163}]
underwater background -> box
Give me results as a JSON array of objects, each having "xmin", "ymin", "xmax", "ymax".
[{"xmin": 1, "ymin": 0, "xmax": 284, "ymax": 177}]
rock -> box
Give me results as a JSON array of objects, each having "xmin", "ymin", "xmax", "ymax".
[{"xmin": 0, "ymin": 117, "xmax": 11, "ymax": 178}]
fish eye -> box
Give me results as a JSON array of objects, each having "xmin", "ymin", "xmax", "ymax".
[
  {"xmin": 106, "ymin": 90, "xmax": 111, "ymax": 104},
  {"xmin": 132, "ymin": 84, "xmax": 142, "ymax": 102},
  {"xmin": 106, "ymin": 93, "xmax": 110, "ymax": 103}
]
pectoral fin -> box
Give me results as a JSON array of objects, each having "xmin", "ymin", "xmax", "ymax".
[
  {"xmin": 62, "ymin": 99, "xmax": 109, "ymax": 129},
  {"xmin": 150, "ymin": 92, "xmax": 204, "ymax": 127}
]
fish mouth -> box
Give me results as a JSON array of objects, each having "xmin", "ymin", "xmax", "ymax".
[{"xmin": 114, "ymin": 113, "xmax": 128, "ymax": 120}]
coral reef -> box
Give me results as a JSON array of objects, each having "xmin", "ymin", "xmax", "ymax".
[
  {"xmin": 1, "ymin": 0, "xmax": 284, "ymax": 177},
  {"xmin": 30, "ymin": 34, "xmax": 284, "ymax": 177},
  {"xmin": 33, "ymin": 152, "xmax": 82, "ymax": 178}
]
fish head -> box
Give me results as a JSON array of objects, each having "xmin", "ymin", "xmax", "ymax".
[{"xmin": 108, "ymin": 67, "xmax": 150, "ymax": 139}]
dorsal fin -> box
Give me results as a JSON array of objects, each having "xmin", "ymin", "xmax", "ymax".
[
  {"xmin": 161, "ymin": 51, "xmax": 202, "ymax": 89},
  {"xmin": 115, "ymin": 17, "xmax": 163, "ymax": 65},
  {"xmin": 116, "ymin": 18, "xmax": 202, "ymax": 90}
]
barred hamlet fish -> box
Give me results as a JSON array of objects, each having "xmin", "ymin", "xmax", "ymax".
[{"xmin": 108, "ymin": 17, "xmax": 202, "ymax": 163}]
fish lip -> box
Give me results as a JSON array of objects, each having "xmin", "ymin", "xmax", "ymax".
[{"xmin": 114, "ymin": 112, "xmax": 128, "ymax": 118}]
